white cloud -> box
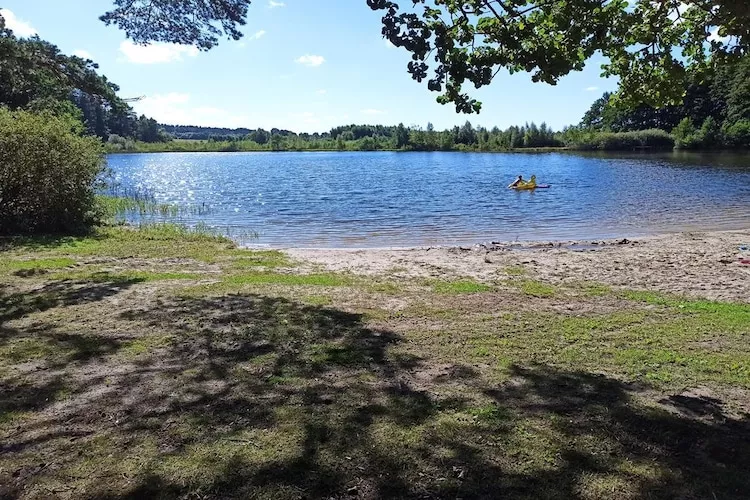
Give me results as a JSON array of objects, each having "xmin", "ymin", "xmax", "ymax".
[
  {"xmin": 268, "ymin": 0, "xmax": 285, "ymax": 7},
  {"xmin": 73, "ymin": 49, "xmax": 92, "ymax": 60},
  {"xmin": 361, "ymin": 108, "xmax": 386, "ymax": 115},
  {"xmin": 0, "ymin": 8, "xmax": 37, "ymax": 37},
  {"xmin": 119, "ymin": 40, "xmax": 199, "ymax": 64},
  {"xmin": 295, "ymin": 54, "xmax": 325, "ymax": 67},
  {"xmin": 250, "ymin": 30, "xmax": 266, "ymax": 40},
  {"xmin": 316, "ymin": 89, "xmax": 327, "ymax": 95},
  {"xmin": 585, "ymin": 86, "xmax": 599, "ymax": 92},
  {"xmin": 133, "ymin": 93, "xmax": 250, "ymax": 128}
]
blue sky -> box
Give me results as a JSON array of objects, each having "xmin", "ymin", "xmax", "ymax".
[{"xmin": 2, "ymin": 1, "xmax": 617, "ymax": 133}]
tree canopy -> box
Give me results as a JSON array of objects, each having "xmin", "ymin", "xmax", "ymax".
[
  {"xmin": 0, "ymin": 19, "xmax": 123, "ymax": 112},
  {"xmin": 5, "ymin": 1, "xmax": 748, "ymax": 114},
  {"xmin": 367, "ymin": 0, "xmax": 750, "ymax": 113},
  {"xmin": 100, "ymin": 0, "xmax": 252, "ymax": 49},
  {"xmin": 0, "ymin": 22, "xmax": 171, "ymax": 143}
]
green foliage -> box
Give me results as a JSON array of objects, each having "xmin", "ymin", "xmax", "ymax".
[
  {"xmin": 112, "ymin": 121, "xmax": 565, "ymax": 153},
  {"xmin": 0, "ymin": 21, "xmax": 169, "ymax": 143},
  {"xmin": 569, "ymin": 129, "xmax": 674, "ymax": 151},
  {"xmin": 722, "ymin": 119, "xmax": 750, "ymax": 147},
  {"xmin": 0, "ymin": 24, "xmax": 122, "ymax": 111},
  {"xmin": 699, "ymin": 116, "xmax": 722, "ymax": 147},
  {"xmin": 0, "ymin": 108, "xmax": 104, "ymax": 234},
  {"xmin": 672, "ymin": 118, "xmax": 700, "ymax": 149},
  {"xmin": 579, "ymin": 55, "xmax": 750, "ymax": 149},
  {"xmin": 100, "ymin": 0, "xmax": 252, "ymax": 50},
  {"xmin": 366, "ymin": 1, "xmax": 750, "ymax": 113}
]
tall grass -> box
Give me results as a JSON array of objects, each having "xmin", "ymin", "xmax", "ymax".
[
  {"xmin": 98, "ymin": 184, "xmax": 212, "ymax": 221},
  {"xmin": 96, "ymin": 189, "xmax": 257, "ymax": 244}
]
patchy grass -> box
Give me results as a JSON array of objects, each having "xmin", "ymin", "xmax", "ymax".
[
  {"xmin": 581, "ymin": 282, "xmax": 613, "ymax": 297},
  {"xmin": 231, "ymin": 250, "xmax": 291, "ymax": 269},
  {"xmin": 302, "ymin": 295, "xmax": 333, "ymax": 306},
  {"xmin": 120, "ymin": 334, "xmax": 175, "ymax": 358},
  {"xmin": 0, "ymin": 257, "xmax": 75, "ymax": 273},
  {"xmin": 366, "ymin": 281, "xmax": 402, "ymax": 294},
  {"xmin": 225, "ymin": 271, "xmax": 352, "ymax": 287},
  {"xmin": 510, "ymin": 279, "xmax": 557, "ymax": 298},
  {"xmin": 1, "ymin": 225, "xmax": 237, "ymax": 263},
  {"xmin": 50, "ymin": 270, "xmax": 203, "ymax": 282},
  {"xmin": 1, "ymin": 227, "xmax": 749, "ymax": 499},
  {"xmin": 432, "ymin": 279, "xmax": 492, "ymax": 294}
]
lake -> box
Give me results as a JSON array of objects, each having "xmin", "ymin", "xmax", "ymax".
[{"xmin": 107, "ymin": 151, "xmax": 750, "ymax": 248}]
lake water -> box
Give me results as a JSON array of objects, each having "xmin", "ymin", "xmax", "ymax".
[{"xmin": 107, "ymin": 151, "xmax": 750, "ymax": 248}]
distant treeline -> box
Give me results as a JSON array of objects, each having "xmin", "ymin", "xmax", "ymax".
[
  {"xmin": 109, "ymin": 53, "xmax": 750, "ymax": 153},
  {"xmin": 108, "ymin": 121, "xmax": 564, "ymax": 153}
]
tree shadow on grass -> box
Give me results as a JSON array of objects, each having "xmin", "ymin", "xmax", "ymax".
[
  {"xmin": 0, "ymin": 277, "xmax": 144, "ymax": 325},
  {"xmin": 2, "ymin": 293, "xmax": 749, "ymax": 499},
  {"xmin": 478, "ymin": 365, "xmax": 750, "ymax": 499},
  {"xmin": 0, "ymin": 232, "xmax": 104, "ymax": 252}
]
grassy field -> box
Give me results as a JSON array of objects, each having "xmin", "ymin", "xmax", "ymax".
[{"xmin": 1, "ymin": 225, "xmax": 749, "ymax": 499}]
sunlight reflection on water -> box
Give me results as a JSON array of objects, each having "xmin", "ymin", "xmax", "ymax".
[{"xmin": 107, "ymin": 151, "xmax": 750, "ymax": 247}]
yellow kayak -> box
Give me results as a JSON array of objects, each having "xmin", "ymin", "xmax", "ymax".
[
  {"xmin": 511, "ymin": 175, "xmax": 549, "ymax": 190},
  {"xmin": 512, "ymin": 182, "xmax": 550, "ymax": 190}
]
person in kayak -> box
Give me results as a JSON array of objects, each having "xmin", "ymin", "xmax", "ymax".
[
  {"xmin": 508, "ymin": 175, "xmax": 525, "ymax": 188},
  {"xmin": 526, "ymin": 175, "xmax": 537, "ymax": 188}
]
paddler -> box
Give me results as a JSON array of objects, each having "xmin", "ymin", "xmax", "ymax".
[{"xmin": 508, "ymin": 175, "xmax": 525, "ymax": 189}]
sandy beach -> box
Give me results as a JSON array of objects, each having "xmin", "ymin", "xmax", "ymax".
[{"xmin": 289, "ymin": 229, "xmax": 750, "ymax": 303}]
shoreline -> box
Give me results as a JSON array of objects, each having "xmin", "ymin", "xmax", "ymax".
[
  {"xmin": 286, "ymin": 229, "xmax": 750, "ymax": 303},
  {"xmin": 254, "ymin": 227, "xmax": 749, "ymax": 252},
  {"xmin": 106, "ymin": 147, "xmax": 572, "ymax": 155}
]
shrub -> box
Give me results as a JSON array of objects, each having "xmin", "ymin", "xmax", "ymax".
[
  {"xmin": 570, "ymin": 129, "xmax": 674, "ymax": 150},
  {"xmin": 672, "ymin": 118, "xmax": 701, "ymax": 149},
  {"xmin": 699, "ymin": 116, "xmax": 722, "ymax": 147},
  {"xmin": 0, "ymin": 108, "xmax": 104, "ymax": 234},
  {"xmin": 723, "ymin": 119, "xmax": 750, "ymax": 148}
]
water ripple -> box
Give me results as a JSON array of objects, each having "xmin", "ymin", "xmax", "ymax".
[{"xmin": 108, "ymin": 151, "xmax": 750, "ymax": 247}]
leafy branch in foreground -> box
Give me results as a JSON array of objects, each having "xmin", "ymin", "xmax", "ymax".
[
  {"xmin": 99, "ymin": 0, "xmax": 253, "ymax": 50},
  {"xmin": 366, "ymin": 0, "xmax": 750, "ymax": 113}
]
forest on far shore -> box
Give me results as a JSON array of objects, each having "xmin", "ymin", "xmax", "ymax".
[{"xmin": 113, "ymin": 53, "xmax": 750, "ymax": 153}]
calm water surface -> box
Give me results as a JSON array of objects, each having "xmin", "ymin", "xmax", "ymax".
[{"xmin": 107, "ymin": 151, "xmax": 750, "ymax": 247}]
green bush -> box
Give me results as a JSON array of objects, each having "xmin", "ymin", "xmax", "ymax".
[
  {"xmin": 723, "ymin": 119, "xmax": 750, "ymax": 147},
  {"xmin": 672, "ymin": 118, "xmax": 700, "ymax": 149},
  {"xmin": 570, "ymin": 129, "xmax": 674, "ymax": 150},
  {"xmin": 0, "ymin": 108, "xmax": 104, "ymax": 234},
  {"xmin": 699, "ymin": 116, "xmax": 722, "ymax": 147}
]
